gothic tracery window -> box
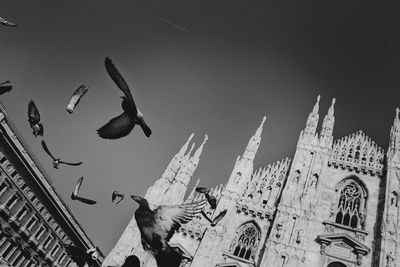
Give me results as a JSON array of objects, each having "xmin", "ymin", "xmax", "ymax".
[
  {"xmin": 229, "ymin": 222, "xmax": 260, "ymax": 261},
  {"xmin": 334, "ymin": 179, "xmax": 366, "ymax": 229}
]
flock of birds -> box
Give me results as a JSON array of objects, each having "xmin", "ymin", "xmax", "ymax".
[{"xmin": 1, "ymin": 17, "xmax": 227, "ymax": 267}]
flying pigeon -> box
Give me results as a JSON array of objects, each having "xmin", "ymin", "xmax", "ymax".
[
  {"xmin": 41, "ymin": 140, "xmax": 83, "ymax": 169},
  {"xmin": 0, "ymin": 16, "xmax": 18, "ymax": 27},
  {"xmin": 66, "ymin": 84, "xmax": 89, "ymax": 114},
  {"xmin": 112, "ymin": 191, "xmax": 125, "ymax": 205},
  {"xmin": 211, "ymin": 209, "xmax": 227, "ymax": 227},
  {"xmin": 131, "ymin": 195, "xmax": 206, "ymax": 267},
  {"xmin": 28, "ymin": 100, "xmax": 44, "ymax": 137},
  {"xmin": 71, "ymin": 177, "xmax": 97, "ymax": 205},
  {"xmin": 0, "ymin": 81, "xmax": 12, "ymax": 95},
  {"xmin": 121, "ymin": 255, "xmax": 140, "ymax": 267},
  {"xmin": 66, "ymin": 245, "xmax": 98, "ymax": 267},
  {"xmin": 195, "ymin": 187, "xmax": 217, "ymax": 209},
  {"xmin": 97, "ymin": 57, "xmax": 152, "ymax": 139}
]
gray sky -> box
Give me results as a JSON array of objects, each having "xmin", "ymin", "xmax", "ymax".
[{"xmin": 1, "ymin": 0, "xmax": 400, "ymax": 254}]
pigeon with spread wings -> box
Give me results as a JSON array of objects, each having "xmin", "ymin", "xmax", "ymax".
[
  {"xmin": 131, "ymin": 195, "xmax": 206, "ymax": 267},
  {"xmin": 0, "ymin": 81, "xmax": 12, "ymax": 96},
  {"xmin": 27, "ymin": 100, "xmax": 44, "ymax": 137},
  {"xmin": 195, "ymin": 187, "xmax": 217, "ymax": 209},
  {"xmin": 41, "ymin": 140, "xmax": 83, "ymax": 169},
  {"xmin": 97, "ymin": 57, "xmax": 152, "ymax": 139},
  {"xmin": 0, "ymin": 16, "xmax": 18, "ymax": 27},
  {"xmin": 112, "ymin": 191, "xmax": 125, "ymax": 205},
  {"xmin": 67, "ymin": 84, "xmax": 89, "ymax": 114},
  {"xmin": 71, "ymin": 177, "xmax": 97, "ymax": 205}
]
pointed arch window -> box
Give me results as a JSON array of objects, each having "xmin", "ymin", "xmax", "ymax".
[
  {"xmin": 229, "ymin": 222, "xmax": 260, "ymax": 261},
  {"xmin": 334, "ymin": 179, "xmax": 367, "ymax": 229}
]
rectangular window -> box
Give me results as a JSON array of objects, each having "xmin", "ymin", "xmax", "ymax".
[
  {"xmin": 17, "ymin": 206, "xmax": 28, "ymax": 221},
  {"xmin": 5, "ymin": 194, "xmax": 19, "ymax": 209},
  {"xmin": 0, "ymin": 156, "xmax": 7, "ymax": 164},
  {"xmin": 26, "ymin": 216, "xmax": 37, "ymax": 231},
  {"xmin": 35, "ymin": 226, "xmax": 45, "ymax": 240},
  {"xmin": 20, "ymin": 184, "xmax": 27, "ymax": 191},
  {"xmin": 51, "ymin": 244, "xmax": 60, "ymax": 257},
  {"xmin": 10, "ymin": 170, "xmax": 17, "ymax": 178},
  {"xmin": 58, "ymin": 252, "xmax": 66, "ymax": 264},
  {"xmin": 30, "ymin": 195, "xmax": 37, "ymax": 202},
  {"xmin": 0, "ymin": 183, "xmax": 7, "ymax": 196},
  {"xmin": 12, "ymin": 251, "xmax": 24, "ymax": 266},
  {"xmin": 39, "ymin": 206, "xmax": 45, "ymax": 213},
  {"xmin": 1, "ymin": 243, "xmax": 15, "ymax": 260},
  {"xmin": 43, "ymin": 236, "xmax": 53, "ymax": 249}
]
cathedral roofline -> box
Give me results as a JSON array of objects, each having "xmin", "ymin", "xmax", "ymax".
[{"xmin": 0, "ymin": 100, "xmax": 104, "ymax": 259}]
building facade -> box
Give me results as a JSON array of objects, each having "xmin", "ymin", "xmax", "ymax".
[
  {"xmin": 104, "ymin": 96, "xmax": 400, "ymax": 267},
  {"xmin": 0, "ymin": 102, "xmax": 103, "ymax": 267}
]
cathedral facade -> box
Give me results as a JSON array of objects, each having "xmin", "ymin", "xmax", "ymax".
[
  {"xmin": 0, "ymin": 101, "xmax": 103, "ymax": 267},
  {"xmin": 103, "ymin": 96, "xmax": 400, "ymax": 267}
]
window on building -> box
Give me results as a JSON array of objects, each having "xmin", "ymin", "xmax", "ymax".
[
  {"xmin": 26, "ymin": 216, "xmax": 38, "ymax": 231},
  {"xmin": 58, "ymin": 252, "xmax": 66, "ymax": 264},
  {"xmin": 51, "ymin": 244, "xmax": 60, "ymax": 257},
  {"xmin": 0, "ymin": 182, "xmax": 8, "ymax": 197},
  {"xmin": 35, "ymin": 226, "xmax": 46, "ymax": 240},
  {"xmin": 16, "ymin": 206, "xmax": 29, "ymax": 221},
  {"xmin": 334, "ymin": 179, "xmax": 367, "ymax": 229},
  {"xmin": 43, "ymin": 235, "xmax": 53, "ymax": 249},
  {"xmin": 229, "ymin": 222, "xmax": 260, "ymax": 261},
  {"xmin": 5, "ymin": 194, "xmax": 19, "ymax": 210},
  {"xmin": 12, "ymin": 251, "xmax": 24, "ymax": 266},
  {"xmin": 1, "ymin": 243, "xmax": 15, "ymax": 260}
]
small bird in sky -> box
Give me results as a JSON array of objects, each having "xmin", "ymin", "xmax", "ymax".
[
  {"xmin": 97, "ymin": 57, "xmax": 152, "ymax": 139},
  {"xmin": 0, "ymin": 16, "xmax": 18, "ymax": 27},
  {"xmin": 112, "ymin": 191, "xmax": 125, "ymax": 205},
  {"xmin": 195, "ymin": 187, "xmax": 217, "ymax": 209},
  {"xmin": 66, "ymin": 245, "xmax": 98, "ymax": 267},
  {"xmin": 67, "ymin": 84, "xmax": 89, "ymax": 114},
  {"xmin": 211, "ymin": 209, "xmax": 227, "ymax": 227},
  {"xmin": 41, "ymin": 140, "xmax": 83, "ymax": 169},
  {"xmin": 131, "ymin": 195, "xmax": 206, "ymax": 267},
  {"xmin": 0, "ymin": 81, "xmax": 12, "ymax": 95},
  {"xmin": 71, "ymin": 177, "xmax": 97, "ymax": 205},
  {"xmin": 27, "ymin": 100, "xmax": 44, "ymax": 137}
]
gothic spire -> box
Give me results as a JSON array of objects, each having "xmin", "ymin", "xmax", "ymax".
[
  {"xmin": 185, "ymin": 178, "xmax": 200, "ymax": 203},
  {"xmin": 320, "ymin": 98, "xmax": 336, "ymax": 139},
  {"xmin": 160, "ymin": 133, "xmax": 194, "ymax": 182},
  {"xmin": 243, "ymin": 116, "xmax": 266, "ymax": 162},
  {"xmin": 303, "ymin": 95, "xmax": 320, "ymax": 136},
  {"xmin": 388, "ymin": 108, "xmax": 400, "ymax": 157}
]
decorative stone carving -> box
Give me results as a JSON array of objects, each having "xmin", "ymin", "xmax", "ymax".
[{"xmin": 276, "ymin": 222, "xmax": 283, "ymax": 238}]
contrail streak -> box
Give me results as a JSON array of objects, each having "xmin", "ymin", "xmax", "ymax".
[{"xmin": 138, "ymin": 8, "xmax": 190, "ymax": 33}]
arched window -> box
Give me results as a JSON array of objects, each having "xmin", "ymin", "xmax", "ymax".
[
  {"xmin": 327, "ymin": 262, "xmax": 347, "ymax": 267},
  {"xmin": 229, "ymin": 222, "xmax": 260, "ymax": 261},
  {"xmin": 334, "ymin": 179, "xmax": 367, "ymax": 229}
]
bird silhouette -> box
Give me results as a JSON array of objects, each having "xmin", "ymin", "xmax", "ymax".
[
  {"xmin": 0, "ymin": 81, "xmax": 12, "ymax": 95},
  {"xmin": 0, "ymin": 16, "xmax": 18, "ymax": 27},
  {"xmin": 66, "ymin": 245, "xmax": 98, "ymax": 267},
  {"xmin": 211, "ymin": 209, "xmax": 227, "ymax": 227},
  {"xmin": 28, "ymin": 100, "xmax": 44, "ymax": 137},
  {"xmin": 112, "ymin": 191, "xmax": 125, "ymax": 205},
  {"xmin": 121, "ymin": 255, "xmax": 140, "ymax": 267},
  {"xmin": 67, "ymin": 84, "xmax": 89, "ymax": 114},
  {"xmin": 131, "ymin": 195, "xmax": 206, "ymax": 267},
  {"xmin": 71, "ymin": 177, "xmax": 97, "ymax": 205},
  {"xmin": 195, "ymin": 187, "xmax": 217, "ymax": 209},
  {"xmin": 97, "ymin": 57, "xmax": 152, "ymax": 139},
  {"xmin": 41, "ymin": 140, "xmax": 82, "ymax": 169}
]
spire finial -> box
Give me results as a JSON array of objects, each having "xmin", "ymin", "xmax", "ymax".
[
  {"xmin": 396, "ymin": 108, "xmax": 399, "ymax": 119},
  {"xmin": 328, "ymin": 98, "xmax": 336, "ymax": 116},
  {"xmin": 313, "ymin": 95, "xmax": 321, "ymax": 113}
]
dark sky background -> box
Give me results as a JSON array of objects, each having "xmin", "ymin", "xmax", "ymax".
[{"xmin": 1, "ymin": 0, "xmax": 400, "ymax": 254}]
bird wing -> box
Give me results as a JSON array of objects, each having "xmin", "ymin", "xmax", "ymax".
[
  {"xmin": 67, "ymin": 84, "xmax": 89, "ymax": 114},
  {"xmin": 211, "ymin": 209, "xmax": 227, "ymax": 226},
  {"xmin": 75, "ymin": 196, "xmax": 97, "ymax": 205},
  {"xmin": 195, "ymin": 187, "xmax": 210, "ymax": 194},
  {"xmin": 66, "ymin": 245, "xmax": 87, "ymax": 267},
  {"xmin": 59, "ymin": 160, "xmax": 83, "ymax": 166},
  {"xmin": 137, "ymin": 117, "xmax": 152, "ymax": 137},
  {"xmin": 0, "ymin": 80, "xmax": 12, "ymax": 95},
  {"xmin": 112, "ymin": 191, "xmax": 118, "ymax": 202},
  {"xmin": 41, "ymin": 140, "xmax": 56, "ymax": 160},
  {"xmin": 154, "ymin": 199, "xmax": 206, "ymax": 238},
  {"xmin": 73, "ymin": 177, "xmax": 84, "ymax": 198},
  {"xmin": 104, "ymin": 57, "xmax": 137, "ymax": 114},
  {"xmin": 0, "ymin": 17, "xmax": 18, "ymax": 27},
  {"xmin": 97, "ymin": 112, "xmax": 135, "ymax": 139},
  {"xmin": 28, "ymin": 100, "xmax": 41, "ymax": 127}
]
